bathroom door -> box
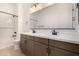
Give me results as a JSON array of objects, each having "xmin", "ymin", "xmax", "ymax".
[{"xmin": 0, "ymin": 13, "xmax": 17, "ymax": 48}]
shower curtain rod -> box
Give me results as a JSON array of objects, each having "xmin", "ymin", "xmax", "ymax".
[{"xmin": 0, "ymin": 11, "xmax": 18, "ymax": 17}]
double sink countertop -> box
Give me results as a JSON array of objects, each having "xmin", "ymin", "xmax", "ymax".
[{"xmin": 21, "ymin": 31, "xmax": 79, "ymax": 44}]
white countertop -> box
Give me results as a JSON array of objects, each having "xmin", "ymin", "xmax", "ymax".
[{"xmin": 21, "ymin": 31, "xmax": 79, "ymax": 44}]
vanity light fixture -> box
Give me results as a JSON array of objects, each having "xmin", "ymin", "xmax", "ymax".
[{"xmin": 31, "ymin": 3, "xmax": 39, "ymax": 8}]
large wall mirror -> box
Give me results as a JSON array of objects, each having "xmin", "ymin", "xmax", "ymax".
[{"xmin": 30, "ymin": 3, "xmax": 78, "ymax": 30}]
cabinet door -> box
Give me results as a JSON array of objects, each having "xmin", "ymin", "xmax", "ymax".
[
  {"xmin": 20, "ymin": 36, "xmax": 27, "ymax": 54},
  {"xmin": 25, "ymin": 39, "xmax": 34, "ymax": 56},
  {"xmin": 34, "ymin": 37, "xmax": 48, "ymax": 45},
  {"xmin": 34, "ymin": 42, "xmax": 48, "ymax": 56},
  {"xmin": 20, "ymin": 35, "xmax": 34, "ymax": 56},
  {"xmin": 49, "ymin": 46, "xmax": 78, "ymax": 56}
]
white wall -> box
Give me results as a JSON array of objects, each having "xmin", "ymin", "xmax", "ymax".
[
  {"xmin": 0, "ymin": 3, "xmax": 18, "ymax": 15},
  {"xmin": 18, "ymin": 3, "xmax": 31, "ymax": 40},
  {"xmin": 21, "ymin": 4, "xmax": 31, "ymax": 33},
  {"xmin": 31, "ymin": 3, "xmax": 74, "ymax": 28}
]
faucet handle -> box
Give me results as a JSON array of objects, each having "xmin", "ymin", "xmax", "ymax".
[
  {"xmin": 32, "ymin": 30, "xmax": 36, "ymax": 33},
  {"xmin": 52, "ymin": 29, "xmax": 57, "ymax": 35}
]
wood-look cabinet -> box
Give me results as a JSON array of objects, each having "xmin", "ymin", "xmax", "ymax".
[
  {"xmin": 20, "ymin": 34, "xmax": 79, "ymax": 56},
  {"xmin": 49, "ymin": 46, "xmax": 78, "ymax": 56},
  {"xmin": 20, "ymin": 34, "xmax": 34, "ymax": 55},
  {"xmin": 20, "ymin": 35, "xmax": 27, "ymax": 54},
  {"xmin": 25, "ymin": 39, "xmax": 34, "ymax": 56},
  {"xmin": 49, "ymin": 39, "xmax": 79, "ymax": 56},
  {"xmin": 20, "ymin": 34, "xmax": 49, "ymax": 56},
  {"xmin": 34, "ymin": 42, "xmax": 48, "ymax": 56}
]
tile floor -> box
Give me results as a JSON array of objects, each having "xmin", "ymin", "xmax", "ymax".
[{"xmin": 0, "ymin": 46, "xmax": 25, "ymax": 56}]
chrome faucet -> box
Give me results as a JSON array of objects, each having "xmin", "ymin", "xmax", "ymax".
[
  {"xmin": 52, "ymin": 29, "xmax": 57, "ymax": 35},
  {"xmin": 32, "ymin": 29, "xmax": 36, "ymax": 33}
]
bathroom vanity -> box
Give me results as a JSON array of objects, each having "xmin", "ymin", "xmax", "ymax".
[
  {"xmin": 20, "ymin": 33, "xmax": 79, "ymax": 56},
  {"xmin": 20, "ymin": 3, "xmax": 79, "ymax": 56}
]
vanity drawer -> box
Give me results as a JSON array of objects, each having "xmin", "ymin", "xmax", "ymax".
[
  {"xmin": 49, "ymin": 46, "xmax": 79, "ymax": 56},
  {"xmin": 49, "ymin": 39, "xmax": 79, "ymax": 54},
  {"xmin": 33, "ymin": 36, "xmax": 48, "ymax": 45},
  {"xmin": 25, "ymin": 35, "xmax": 34, "ymax": 40},
  {"xmin": 21, "ymin": 34, "xmax": 26, "ymax": 39},
  {"xmin": 21, "ymin": 34, "xmax": 34, "ymax": 40}
]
